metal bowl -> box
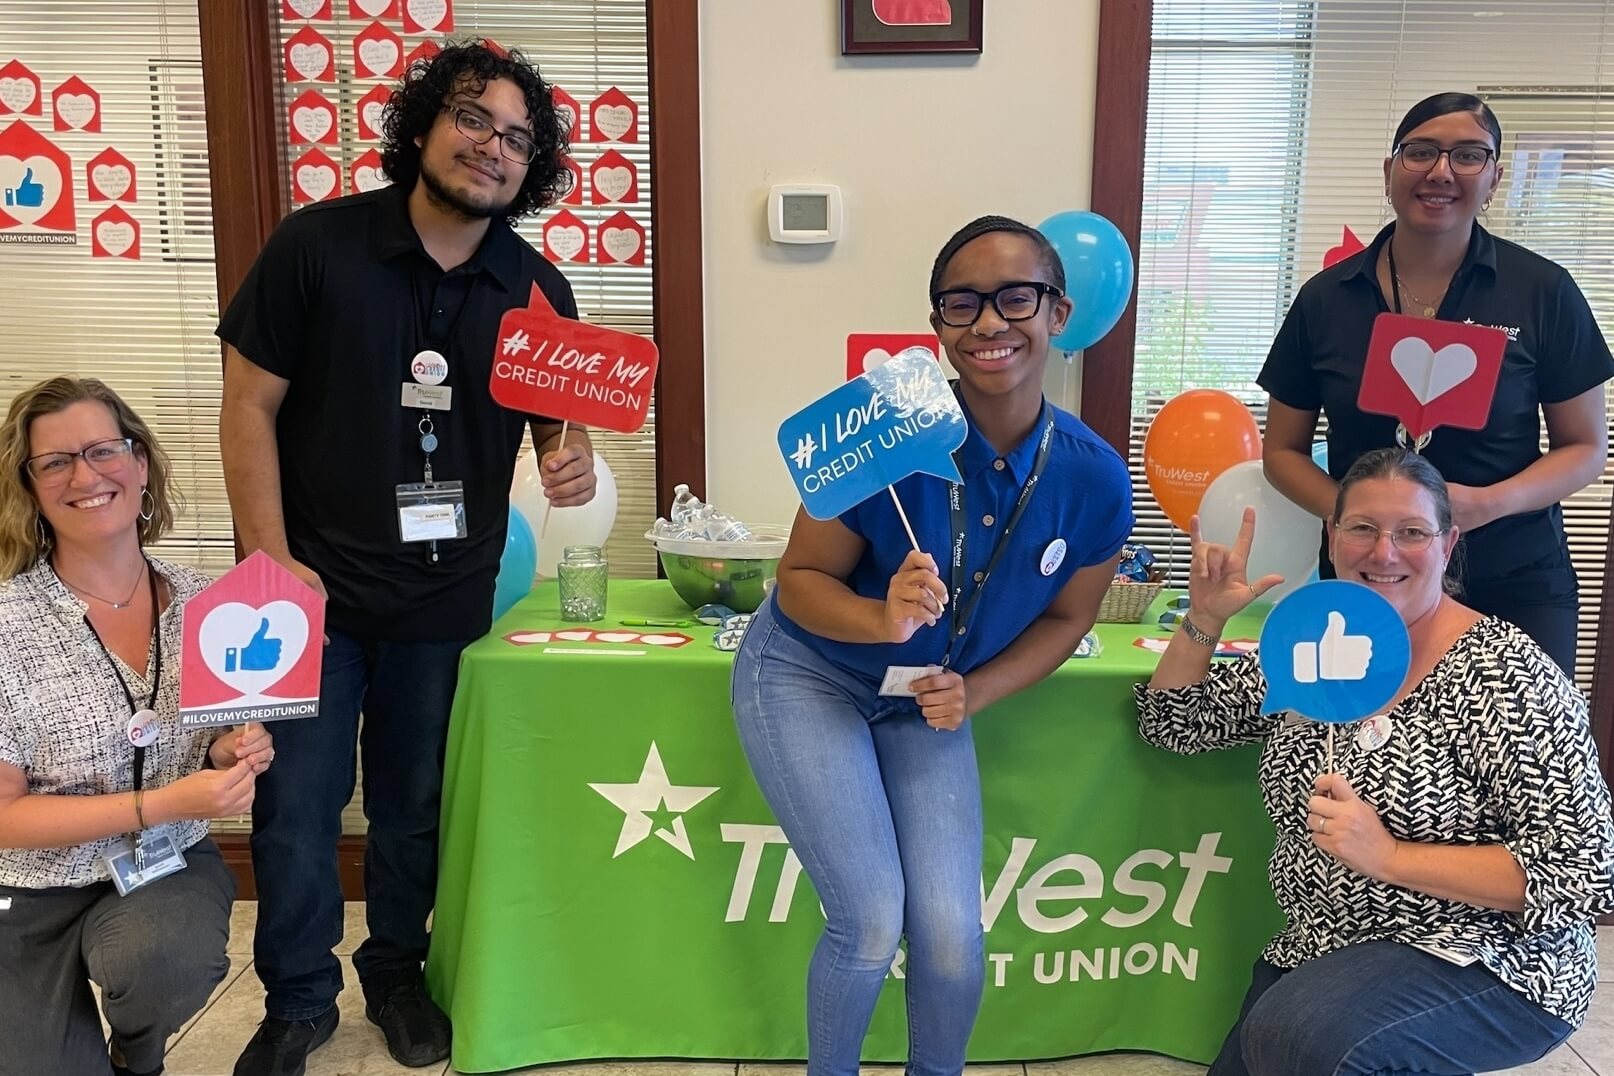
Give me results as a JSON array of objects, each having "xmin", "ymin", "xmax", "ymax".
[{"xmin": 645, "ymin": 527, "xmax": 789, "ymax": 613}]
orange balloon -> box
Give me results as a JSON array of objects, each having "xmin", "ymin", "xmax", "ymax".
[{"xmin": 1143, "ymin": 390, "xmax": 1262, "ymax": 531}]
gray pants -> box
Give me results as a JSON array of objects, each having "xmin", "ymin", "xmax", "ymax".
[{"xmin": 0, "ymin": 837, "xmax": 234, "ymax": 1076}]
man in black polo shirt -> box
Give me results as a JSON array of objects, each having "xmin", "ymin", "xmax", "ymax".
[{"xmin": 217, "ymin": 42, "xmax": 594, "ymax": 1074}]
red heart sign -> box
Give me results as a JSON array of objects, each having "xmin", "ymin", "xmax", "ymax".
[
  {"xmin": 489, "ymin": 285, "xmax": 660, "ymax": 433},
  {"xmin": 1357, "ymin": 313, "xmax": 1507, "ymax": 440},
  {"xmin": 1322, "ymin": 225, "xmax": 1365, "ymax": 269}
]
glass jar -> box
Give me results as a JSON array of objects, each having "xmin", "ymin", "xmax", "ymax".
[{"xmin": 557, "ymin": 545, "xmax": 608, "ymax": 622}]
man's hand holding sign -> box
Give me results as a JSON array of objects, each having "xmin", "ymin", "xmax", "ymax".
[{"xmin": 490, "ymin": 283, "xmax": 658, "ymax": 531}]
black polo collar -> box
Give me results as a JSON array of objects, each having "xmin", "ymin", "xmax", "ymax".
[{"xmin": 368, "ymin": 182, "xmax": 521, "ymax": 291}]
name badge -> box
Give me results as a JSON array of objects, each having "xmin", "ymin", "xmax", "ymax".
[
  {"xmin": 879, "ymin": 664, "xmax": 943, "ymax": 698},
  {"xmin": 102, "ymin": 833, "xmax": 187, "ymax": 897},
  {"xmin": 402, "ymin": 383, "xmax": 452, "ymax": 411},
  {"xmin": 396, "ymin": 481, "xmax": 468, "ymax": 543}
]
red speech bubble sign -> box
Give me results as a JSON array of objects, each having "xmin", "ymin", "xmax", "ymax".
[
  {"xmin": 1322, "ymin": 224, "xmax": 1365, "ymax": 269},
  {"xmin": 490, "ymin": 285, "xmax": 660, "ymax": 433},
  {"xmin": 1357, "ymin": 313, "xmax": 1507, "ymax": 441}
]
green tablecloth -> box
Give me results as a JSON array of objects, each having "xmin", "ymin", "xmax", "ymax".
[{"xmin": 426, "ymin": 580, "xmax": 1281, "ymax": 1074}]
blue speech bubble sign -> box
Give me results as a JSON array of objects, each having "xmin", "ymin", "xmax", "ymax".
[
  {"xmin": 777, "ymin": 347, "xmax": 967, "ymax": 521},
  {"xmin": 1257, "ymin": 580, "xmax": 1411, "ymax": 723}
]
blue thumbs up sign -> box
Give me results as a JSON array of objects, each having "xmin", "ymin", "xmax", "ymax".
[
  {"xmin": 240, "ymin": 617, "xmax": 283, "ymax": 672},
  {"xmin": 5, "ymin": 167, "xmax": 45, "ymax": 209}
]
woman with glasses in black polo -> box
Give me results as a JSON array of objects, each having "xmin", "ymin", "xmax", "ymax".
[{"xmin": 1258, "ymin": 92, "xmax": 1613, "ymax": 675}]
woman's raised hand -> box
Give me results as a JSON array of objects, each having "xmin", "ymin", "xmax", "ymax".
[{"xmin": 1187, "ymin": 507, "xmax": 1284, "ymax": 629}]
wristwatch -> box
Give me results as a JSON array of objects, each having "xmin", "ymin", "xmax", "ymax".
[{"xmin": 1180, "ymin": 616, "xmax": 1220, "ymax": 647}]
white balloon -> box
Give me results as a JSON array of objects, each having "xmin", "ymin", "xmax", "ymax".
[
  {"xmin": 510, "ymin": 451, "xmax": 619, "ymax": 578},
  {"xmin": 1197, "ymin": 459, "xmax": 1319, "ymax": 605}
]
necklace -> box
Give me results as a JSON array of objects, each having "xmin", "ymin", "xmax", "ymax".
[
  {"xmin": 56, "ymin": 560, "xmax": 147, "ymax": 609},
  {"xmin": 1387, "ymin": 239, "xmax": 1448, "ymax": 318}
]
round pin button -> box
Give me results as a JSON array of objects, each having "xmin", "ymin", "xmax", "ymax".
[
  {"xmin": 411, "ymin": 349, "xmax": 448, "ymax": 386},
  {"xmin": 126, "ymin": 708, "xmax": 159, "ymax": 748},
  {"xmin": 1355, "ymin": 713, "xmax": 1394, "ymax": 752},
  {"xmin": 1040, "ymin": 538, "xmax": 1068, "ymax": 576}
]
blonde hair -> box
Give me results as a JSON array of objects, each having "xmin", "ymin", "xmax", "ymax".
[{"xmin": 0, "ymin": 378, "xmax": 179, "ymax": 579}]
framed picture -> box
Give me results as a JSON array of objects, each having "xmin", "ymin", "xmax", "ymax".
[{"xmin": 841, "ymin": 0, "xmax": 984, "ymax": 55}]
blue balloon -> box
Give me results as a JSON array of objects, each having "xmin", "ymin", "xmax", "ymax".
[
  {"xmin": 1257, "ymin": 580, "xmax": 1410, "ymax": 723},
  {"xmin": 493, "ymin": 507, "xmax": 538, "ymax": 621},
  {"xmin": 1038, "ymin": 210, "xmax": 1135, "ymax": 352}
]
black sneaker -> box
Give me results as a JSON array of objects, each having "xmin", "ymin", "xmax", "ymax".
[
  {"xmin": 363, "ymin": 967, "xmax": 451, "ymax": 1067},
  {"xmin": 231, "ymin": 1005, "xmax": 339, "ymax": 1076}
]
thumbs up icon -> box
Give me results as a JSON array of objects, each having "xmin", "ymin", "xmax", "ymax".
[
  {"xmin": 1292, "ymin": 611, "xmax": 1373, "ymax": 684},
  {"xmin": 4, "ymin": 167, "xmax": 45, "ymax": 209}
]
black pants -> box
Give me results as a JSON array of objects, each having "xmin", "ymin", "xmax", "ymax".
[
  {"xmin": 0, "ymin": 837, "xmax": 234, "ymax": 1076},
  {"xmin": 248, "ymin": 627, "xmax": 473, "ymax": 1020}
]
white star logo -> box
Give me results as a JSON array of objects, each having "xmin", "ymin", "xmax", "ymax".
[{"xmin": 589, "ymin": 742, "xmax": 719, "ymax": 859}]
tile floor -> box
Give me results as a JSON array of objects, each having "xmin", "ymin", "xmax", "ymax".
[{"xmin": 137, "ymin": 905, "xmax": 1614, "ymax": 1075}]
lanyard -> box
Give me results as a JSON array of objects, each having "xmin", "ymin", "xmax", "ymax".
[
  {"xmin": 81, "ymin": 562, "xmax": 161, "ymax": 795},
  {"xmin": 942, "ymin": 411, "xmax": 1055, "ymax": 667}
]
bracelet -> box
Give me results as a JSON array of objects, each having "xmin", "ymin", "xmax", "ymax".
[
  {"xmin": 1180, "ymin": 616, "xmax": 1221, "ymax": 647},
  {"xmin": 133, "ymin": 789, "xmax": 147, "ymax": 831}
]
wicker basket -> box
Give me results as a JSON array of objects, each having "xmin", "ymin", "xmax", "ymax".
[{"xmin": 1097, "ymin": 580, "xmax": 1165, "ymax": 623}]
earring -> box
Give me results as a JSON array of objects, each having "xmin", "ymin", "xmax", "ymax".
[
  {"xmin": 139, "ymin": 487, "xmax": 155, "ymax": 523},
  {"xmin": 34, "ymin": 512, "xmax": 48, "ymax": 549},
  {"xmin": 1482, "ymin": 198, "xmax": 1493, "ymax": 213}
]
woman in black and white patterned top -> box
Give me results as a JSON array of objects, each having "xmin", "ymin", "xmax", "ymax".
[
  {"xmin": 1137, "ymin": 447, "xmax": 1614, "ymax": 1076},
  {"xmin": 0, "ymin": 378, "xmax": 275, "ymax": 1076}
]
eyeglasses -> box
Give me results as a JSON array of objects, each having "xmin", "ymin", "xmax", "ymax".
[
  {"xmin": 1394, "ymin": 141, "xmax": 1496, "ymax": 176},
  {"xmin": 931, "ymin": 282, "xmax": 1064, "ymax": 328},
  {"xmin": 445, "ymin": 105, "xmax": 538, "ymax": 165},
  {"xmin": 1336, "ymin": 519, "xmax": 1445, "ymax": 551},
  {"xmin": 24, "ymin": 437, "xmax": 134, "ymax": 486}
]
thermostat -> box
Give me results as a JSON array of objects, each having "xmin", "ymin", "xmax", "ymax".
[{"xmin": 768, "ymin": 184, "xmax": 843, "ymax": 244}]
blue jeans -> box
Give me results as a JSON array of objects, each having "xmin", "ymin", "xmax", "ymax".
[
  {"xmin": 1210, "ymin": 941, "xmax": 1574, "ymax": 1075},
  {"xmin": 731, "ymin": 601, "xmax": 985, "ymax": 1076},
  {"xmin": 249, "ymin": 627, "xmax": 472, "ymax": 1019}
]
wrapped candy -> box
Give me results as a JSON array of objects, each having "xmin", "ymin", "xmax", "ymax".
[{"xmin": 1115, "ymin": 542, "xmax": 1163, "ymax": 583}]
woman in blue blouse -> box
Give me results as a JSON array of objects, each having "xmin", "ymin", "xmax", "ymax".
[{"xmin": 732, "ymin": 216, "xmax": 1134, "ymax": 1076}]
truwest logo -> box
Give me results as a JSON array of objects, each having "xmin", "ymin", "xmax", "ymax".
[{"xmin": 588, "ymin": 742, "xmax": 718, "ymax": 859}]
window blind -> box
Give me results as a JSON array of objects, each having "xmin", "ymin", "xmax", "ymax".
[{"xmin": 1137, "ymin": 0, "xmax": 1614, "ymax": 689}]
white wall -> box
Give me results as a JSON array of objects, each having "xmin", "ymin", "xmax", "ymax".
[{"xmin": 698, "ymin": 0, "xmax": 1101, "ymax": 525}]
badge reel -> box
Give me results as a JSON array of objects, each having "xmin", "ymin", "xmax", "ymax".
[
  {"xmin": 99, "ymin": 707, "xmax": 187, "ymax": 896},
  {"xmin": 396, "ymin": 351, "xmax": 467, "ymax": 562}
]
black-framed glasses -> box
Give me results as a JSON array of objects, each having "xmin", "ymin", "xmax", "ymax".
[
  {"xmin": 1394, "ymin": 141, "xmax": 1496, "ymax": 176},
  {"xmin": 931, "ymin": 282, "xmax": 1064, "ymax": 328},
  {"xmin": 24, "ymin": 437, "xmax": 134, "ymax": 486},
  {"xmin": 445, "ymin": 105, "xmax": 538, "ymax": 165},
  {"xmin": 1336, "ymin": 519, "xmax": 1446, "ymax": 551}
]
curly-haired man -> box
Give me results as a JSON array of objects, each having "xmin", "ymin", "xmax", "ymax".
[{"xmin": 217, "ymin": 41, "xmax": 595, "ymax": 1075}]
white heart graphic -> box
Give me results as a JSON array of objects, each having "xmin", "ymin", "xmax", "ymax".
[
  {"xmin": 292, "ymin": 106, "xmax": 332, "ymax": 142},
  {"xmin": 862, "ymin": 347, "xmax": 894, "ymax": 373},
  {"xmin": 362, "ymin": 100, "xmax": 385, "ymax": 134},
  {"xmin": 1390, "ymin": 336, "xmax": 1478, "ymax": 405},
  {"xmin": 287, "ymin": 0, "xmax": 324, "ymax": 16},
  {"xmin": 354, "ymin": 0, "xmax": 391, "ymax": 14},
  {"xmin": 198, "ymin": 601, "xmax": 310, "ymax": 699},
  {"xmin": 594, "ymin": 165, "xmax": 632, "ymax": 202},
  {"xmin": 289, "ymin": 42, "xmax": 329, "ymax": 80},
  {"xmin": 547, "ymin": 224, "xmax": 585, "ymax": 260},
  {"xmin": 556, "ymin": 104, "xmax": 576, "ymax": 134},
  {"xmin": 358, "ymin": 38, "xmax": 399, "ymax": 76},
  {"xmin": 0, "ymin": 78, "xmax": 36, "ymax": 113},
  {"xmin": 56, "ymin": 93, "xmax": 95, "ymax": 129},
  {"xmin": 95, "ymin": 219, "xmax": 135, "ymax": 256},
  {"xmin": 556, "ymin": 630, "xmax": 592, "ymax": 641},
  {"xmin": 92, "ymin": 164, "xmax": 132, "ymax": 200},
  {"xmin": 353, "ymin": 164, "xmax": 388, "ymax": 192},
  {"xmin": 640, "ymin": 634, "xmax": 683, "ymax": 647},
  {"xmin": 296, "ymin": 163, "xmax": 336, "ymax": 201},
  {"xmin": 0, "ymin": 155, "xmax": 62, "ymax": 226},
  {"xmin": 595, "ymin": 631, "xmax": 638, "ymax": 643},
  {"xmin": 600, "ymin": 226, "xmax": 640, "ymax": 262},
  {"xmin": 595, "ymin": 103, "xmax": 632, "ymax": 141},
  {"xmin": 509, "ymin": 630, "xmax": 553, "ymax": 644},
  {"xmin": 406, "ymin": 0, "xmax": 447, "ymax": 29}
]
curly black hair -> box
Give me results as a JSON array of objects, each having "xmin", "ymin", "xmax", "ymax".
[
  {"xmin": 928, "ymin": 215, "xmax": 1066, "ymax": 300},
  {"xmin": 379, "ymin": 39, "xmax": 570, "ymax": 223}
]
